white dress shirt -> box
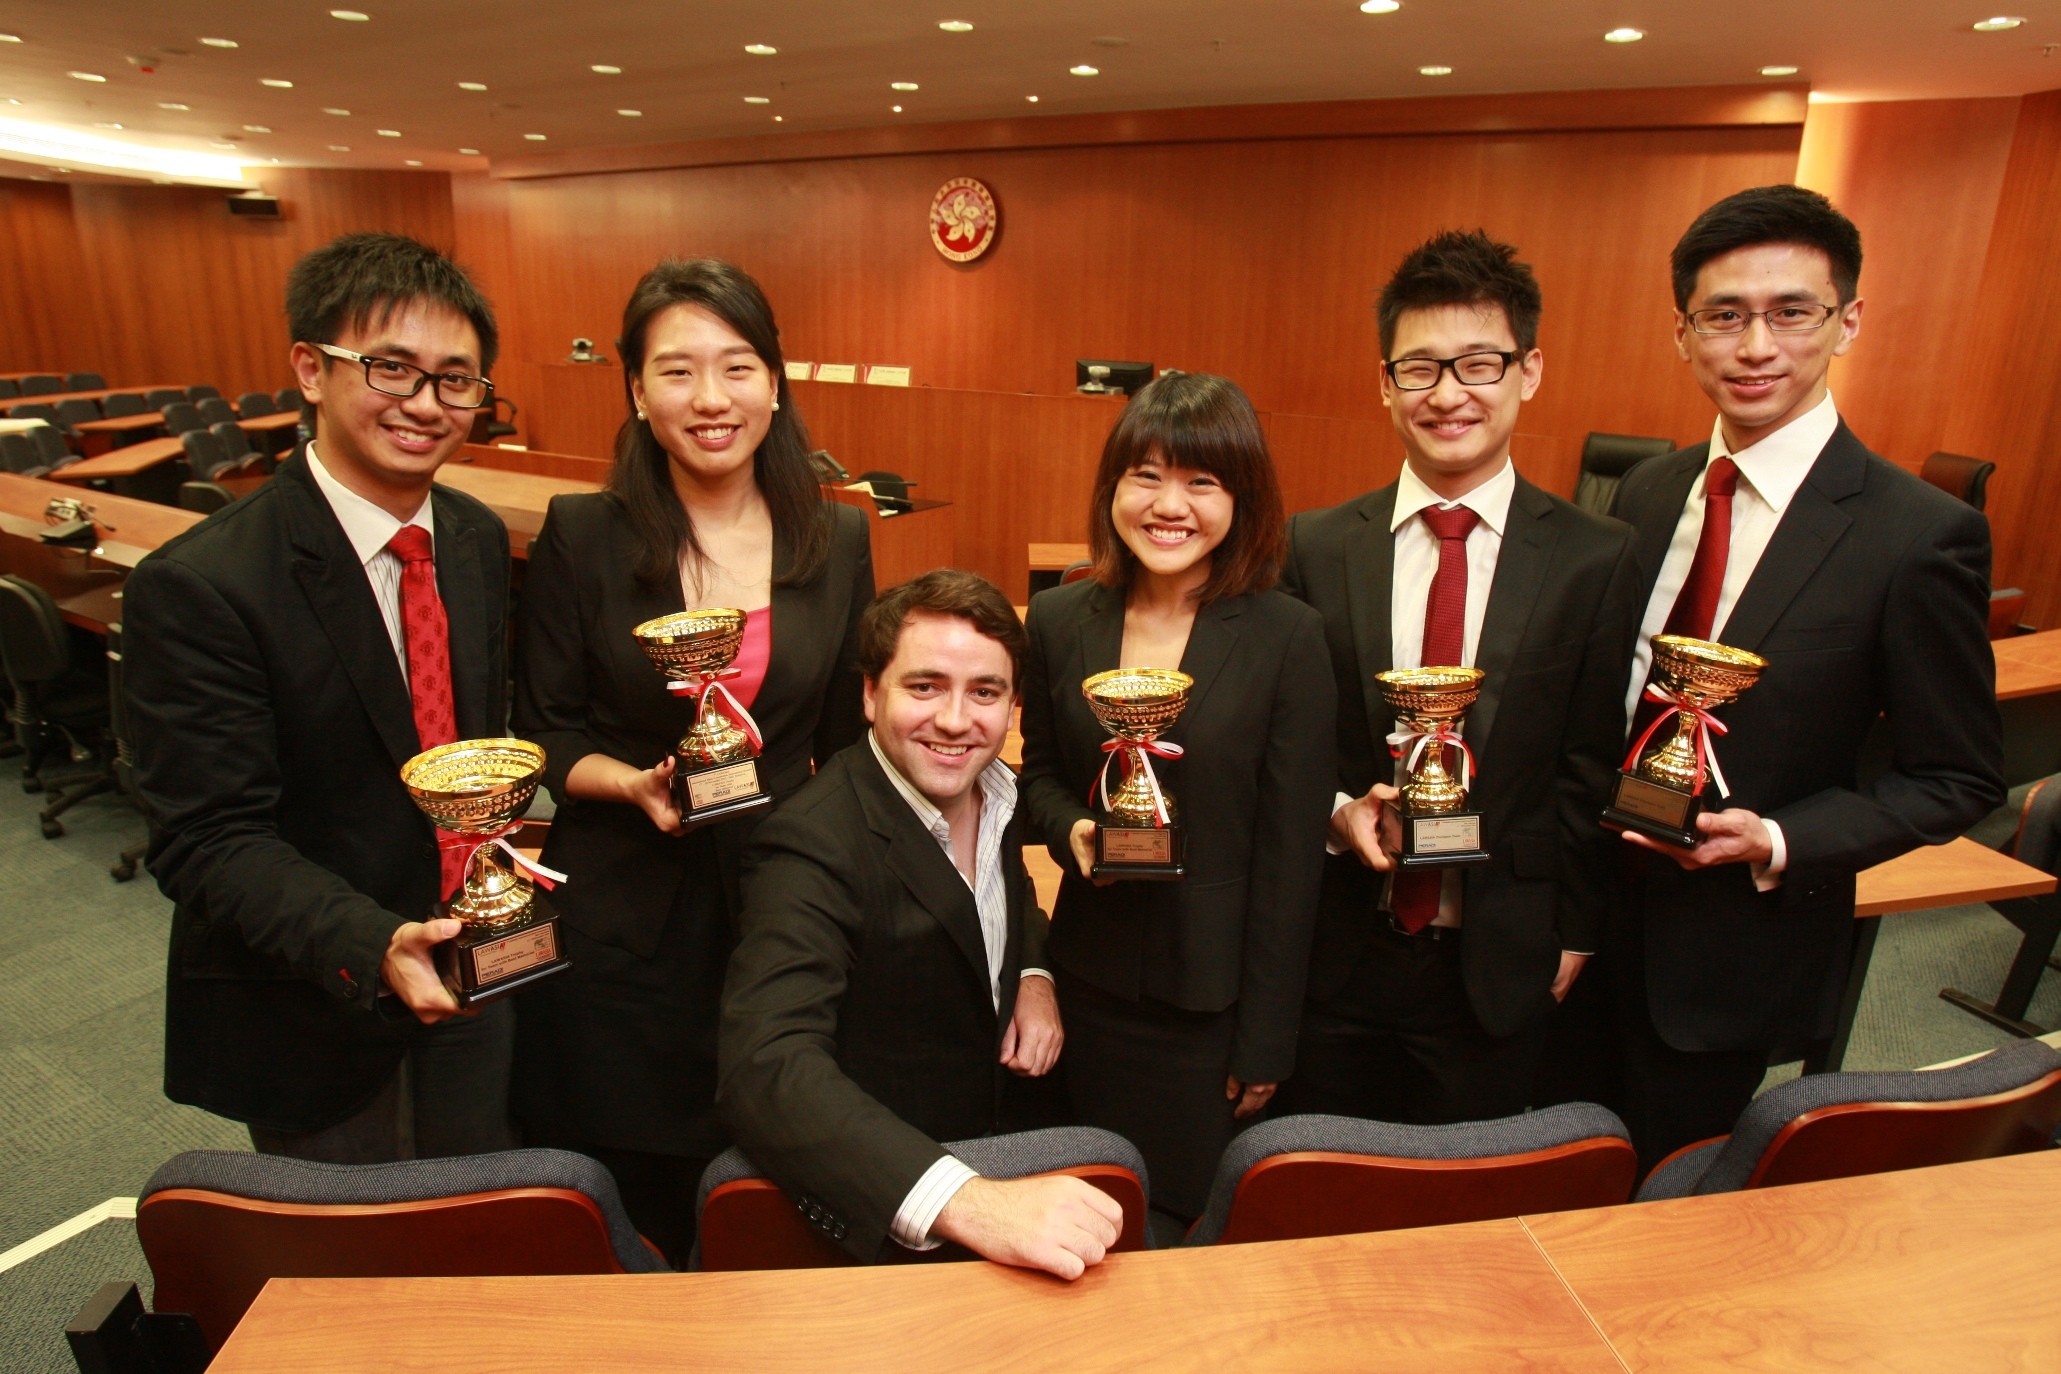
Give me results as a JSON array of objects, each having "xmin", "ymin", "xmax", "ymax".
[
  {"xmin": 304, "ymin": 442, "xmax": 434, "ymax": 674},
  {"xmin": 1626, "ymin": 391, "xmax": 1841, "ymax": 887},
  {"xmin": 866, "ymin": 731, "xmax": 1052, "ymax": 1249}
]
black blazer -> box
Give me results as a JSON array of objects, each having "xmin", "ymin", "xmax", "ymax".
[
  {"xmin": 1612, "ymin": 422, "xmax": 2005, "ymax": 1051},
  {"xmin": 1017, "ymin": 579, "xmax": 1336, "ymax": 1084},
  {"xmin": 512, "ymin": 493, "xmax": 871, "ymax": 956},
  {"xmin": 1280, "ymin": 474, "xmax": 1644, "ymax": 1037},
  {"xmin": 124, "ymin": 453, "xmax": 511, "ymax": 1133},
  {"xmin": 718, "ymin": 742, "xmax": 1047, "ymax": 1262}
]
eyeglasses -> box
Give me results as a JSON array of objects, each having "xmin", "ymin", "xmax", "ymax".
[
  {"xmin": 314, "ymin": 343, "xmax": 494, "ymax": 409},
  {"xmin": 1685, "ymin": 304, "xmax": 1839, "ymax": 335},
  {"xmin": 1384, "ymin": 351, "xmax": 1520, "ymax": 391}
]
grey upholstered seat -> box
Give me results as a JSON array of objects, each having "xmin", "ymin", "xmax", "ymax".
[
  {"xmin": 1184, "ymin": 1103, "xmax": 1632, "ymax": 1247},
  {"xmin": 1636, "ymin": 1037, "xmax": 2061, "ymax": 1202},
  {"xmin": 143, "ymin": 1147, "xmax": 667, "ymax": 1273}
]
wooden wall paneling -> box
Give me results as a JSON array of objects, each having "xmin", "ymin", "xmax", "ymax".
[
  {"xmin": 0, "ymin": 182, "xmax": 104, "ymax": 375},
  {"xmin": 1945, "ymin": 89, "xmax": 2061, "ymax": 628},
  {"xmin": 1796, "ymin": 97, "xmax": 2021, "ymax": 470}
]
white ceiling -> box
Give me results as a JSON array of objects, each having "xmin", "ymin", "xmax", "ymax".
[{"xmin": 2, "ymin": 0, "xmax": 2058, "ymax": 183}]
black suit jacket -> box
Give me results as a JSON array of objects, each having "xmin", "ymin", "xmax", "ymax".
[
  {"xmin": 717, "ymin": 742, "xmax": 1047, "ymax": 1262},
  {"xmin": 511, "ymin": 493, "xmax": 871, "ymax": 956},
  {"xmin": 125, "ymin": 453, "xmax": 510, "ymax": 1133},
  {"xmin": 1280, "ymin": 473, "xmax": 1644, "ymax": 1037},
  {"xmin": 1611, "ymin": 422, "xmax": 2005, "ymax": 1051},
  {"xmin": 1017, "ymin": 580, "xmax": 1336, "ymax": 1084}
]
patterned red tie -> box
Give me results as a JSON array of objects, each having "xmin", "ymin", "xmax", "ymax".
[
  {"xmin": 386, "ymin": 525, "xmax": 465, "ymax": 899},
  {"xmin": 1633, "ymin": 456, "xmax": 1741, "ymax": 741},
  {"xmin": 1391, "ymin": 504, "xmax": 1479, "ymax": 933}
]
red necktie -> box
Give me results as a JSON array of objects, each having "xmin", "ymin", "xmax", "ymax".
[
  {"xmin": 1391, "ymin": 504, "xmax": 1479, "ymax": 932},
  {"xmin": 386, "ymin": 525, "xmax": 465, "ymax": 899},
  {"xmin": 1633, "ymin": 457, "xmax": 1741, "ymax": 741}
]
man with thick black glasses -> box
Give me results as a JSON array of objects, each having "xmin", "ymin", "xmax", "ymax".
[
  {"xmin": 1604, "ymin": 185, "xmax": 2004, "ymax": 1171},
  {"xmin": 125, "ymin": 233, "xmax": 519, "ymax": 1162},
  {"xmin": 1275, "ymin": 230, "xmax": 1642, "ymax": 1126}
]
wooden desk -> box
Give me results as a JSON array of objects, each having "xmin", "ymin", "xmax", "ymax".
[
  {"xmin": 57, "ymin": 582, "xmax": 128, "ymax": 634},
  {"xmin": 1993, "ymin": 629, "xmax": 2061, "ymax": 701},
  {"xmin": 210, "ymin": 1151, "xmax": 2061, "ymax": 1373},
  {"xmin": 1028, "ymin": 541, "xmax": 1091, "ymax": 596},
  {"xmin": 432, "ymin": 464, "xmax": 597, "ymax": 557},
  {"xmin": 454, "ymin": 441, "xmax": 609, "ymax": 483},
  {"xmin": 72, "ymin": 411, "xmax": 166, "ymax": 456},
  {"xmin": 49, "ymin": 436, "xmax": 187, "ymax": 503},
  {"xmin": 238, "ymin": 411, "xmax": 299, "ymax": 434},
  {"xmin": 0, "ymin": 385, "xmax": 188, "ymax": 413},
  {"xmin": 824, "ymin": 486, "xmax": 956, "ymax": 589},
  {"xmin": 0, "ymin": 474, "xmax": 199, "ymax": 625}
]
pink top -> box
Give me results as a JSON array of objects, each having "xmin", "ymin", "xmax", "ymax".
[{"xmin": 727, "ymin": 605, "xmax": 771, "ymax": 710}]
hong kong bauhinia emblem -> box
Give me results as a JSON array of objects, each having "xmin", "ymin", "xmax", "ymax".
[{"xmin": 929, "ymin": 177, "xmax": 997, "ymax": 262}]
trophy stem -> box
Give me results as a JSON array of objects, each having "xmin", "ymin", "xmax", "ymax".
[
  {"xmin": 1643, "ymin": 709, "xmax": 1705, "ymax": 791},
  {"xmin": 451, "ymin": 841, "xmax": 534, "ymax": 929}
]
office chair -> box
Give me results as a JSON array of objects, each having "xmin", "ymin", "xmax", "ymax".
[
  {"xmin": 0, "ymin": 378, "xmax": 18, "ymax": 399},
  {"xmin": 0, "ymin": 432, "xmax": 41, "ymax": 475},
  {"xmin": 55, "ymin": 397, "xmax": 103, "ymax": 431},
  {"xmin": 1636, "ymin": 1037, "xmax": 2061, "ymax": 1201},
  {"xmin": 9, "ymin": 401, "xmax": 62, "ymax": 432},
  {"xmin": 130, "ymin": 1147, "xmax": 667, "ymax": 1354},
  {"xmin": 235, "ymin": 391, "xmax": 275, "ymax": 418},
  {"xmin": 20, "ymin": 374, "xmax": 65, "ymax": 395},
  {"xmin": 177, "ymin": 481, "xmax": 236, "ymax": 515},
  {"xmin": 1943, "ymin": 777, "xmax": 2061, "ymax": 1037},
  {"xmin": 65, "ymin": 371, "xmax": 107, "ymax": 390},
  {"xmin": 29, "ymin": 424, "xmax": 74, "ymax": 474},
  {"xmin": 210, "ymin": 419, "xmax": 254, "ymax": 459},
  {"xmin": 103, "ymin": 621, "xmax": 150, "ymax": 882},
  {"xmin": 1574, "ymin": 433, "xmax": 1675, "ymax": 515},
  {"xmin": 159, "ymin": 401, "xmax": 206, "ymax": 437},
  {"xmin": 99, "ymin": 392, "xmax": 149, "ymax": 418},
  {"xmin": 1060, "ymin": 559, "xmax": 1095, "ymax": 584},
  {"xmin": 0, "ymin": 575, "xmax": 115, "ymax": 836},
  {"xmin": 145, "ymin": 388, "xmax": 187, "ymax": 411},
  {"xmin": 194, "ymin": 397, "xmax": 237, "ymax": 428},
  {"xmin": 274, "ymin": 386, "xmax": 303, "ymax": 413},
  {"xmin": 1183, "ymin": 1103, "xmax": 1636, "ymax": 1246},
  {"xmin": 1989, "ymin": 588, "xmax": 2030, "ymax": 639},
  {"xmin": 695, "ymin": 1127, "xmax": 1152, "ymax": 1271},
  {"xmin": 180, "ymin": 429, "xmax": 237, "ymax": 482},
  {"xmin": 184, "ymin": 384, "xmax": 222, "ymax": 402},
  {"xmin": 1920, "ymin": 451, "xmax": 1995, "ymax": 511},
  {"xmin": 855, "ymin": 469, "xmax": 912, "ymax": 501}
]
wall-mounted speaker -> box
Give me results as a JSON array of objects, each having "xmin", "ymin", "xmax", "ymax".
[{"xmin": 226, "ymin": 193, "xmax": 281, "ymax": 218}]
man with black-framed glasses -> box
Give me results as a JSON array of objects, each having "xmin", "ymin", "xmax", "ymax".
[
  {"xmin": 125, "ymin": 232, "xmax": 521, "ymax": 1163},
  {"xmin": 1603, "ymin": 185, "xmax": 2004, "ymax": 1171},
  {"xmin": 1275, "ymin": 230, "xmax": 1642, "ymax": 1127}
]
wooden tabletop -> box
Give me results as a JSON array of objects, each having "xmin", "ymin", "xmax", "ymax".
[
  {"xmin": 1030, "ymin": 541, "xmax": 1090, "ymax": 571},
  {"xmin": 0, "ymin": 472, "xmax": 200, "ymax": 567},
  {"xmin": 434, "ymin": 463, "xmax": 597, "ymax": 554},
  {"xmin": 57, "ymin": 582, "xmax": 128, "ymax": 633},
  {"xmin": 72, "ymin": 412, "xmax": 165, "ymax": 434},
  {"xmin": 1851, "ymin": 835, "xmax": 2055, "ymax": 917},
  {"xmin": 239, "ymin": 411, "xmax": 299, "ymax": 432},
  {"xmin": 0, "ymin": 385, "xmax": 189, "ymax": 413},
  {"xmin": 1993, "ymin": 629, "xmax": 2061, "ymax": 700},
  {"xmin": 210, "ymin": 1151, "xmax": 2061, "ymax": 1373},
  {"xmin": 49, "ymin": 436, "xmax": 186, "ymax": 482}
]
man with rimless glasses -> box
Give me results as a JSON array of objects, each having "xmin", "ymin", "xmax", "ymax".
[
  {"xmin": 1275, "ymin": 230, "xmax": 1642, "ymax": 1128},
  {"xmin": 1603, "ymin": 186, "xmax": 2004, "ymax": 1172},
  {"xmin": 125, "ymin": 233, "xmax": 520, "ymax": 1162}
]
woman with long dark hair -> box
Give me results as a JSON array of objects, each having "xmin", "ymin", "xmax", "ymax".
[
  {"xmin": 512, "ymin": 259, "xmax": 872, "ymax": 1261},
  {"xmin": 1017, "ymin": 371, "xmax": 1336, "ymax": 1227}
]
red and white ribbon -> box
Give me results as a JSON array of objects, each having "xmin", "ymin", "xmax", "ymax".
[
  {"xmin": 1089, "ymin": 737, "xmax": 1184, "ymax": 828},
  {"xmin": 1393, "ymin": 727, "xmax": 1476, "ymax": 793},
  {"xmin": 437, "ymin": 822, "xmax": 567, "ymax": 900},
  {"xmin": 1622, "ymin": 683, "xmax": 1732, "ymax": 799},
  {"xmin": 665, "ymin": 667, "xmax": 765, "ymax": 752}
]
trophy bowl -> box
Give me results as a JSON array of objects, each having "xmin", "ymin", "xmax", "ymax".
[
  {"xmin": 402, "ymin": 738, "xmax": 545, "ymax": 835},
  {"xmin": 633, "ymin": 608, "xmax": 747, "ymax": 681},
  {"xmin": 1082, "ymin": 668, "xmax": 1194, "ymax": 742},
  {"xmin": 1376, "ymin": 666, "xmax": 1484, "ymax": 726},
  {"xmin": 1082, "ymin": 668, "xmax": 1194, "ymax": 876},
  {"xmin": 1650, "ymin": 635, "xmax": 1768, "ymax": 707}
]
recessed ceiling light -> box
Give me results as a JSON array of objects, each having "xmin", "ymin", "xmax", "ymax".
[
  {"xmin": 1419, "ymin": 64, "xmax": 1452, "ymax": 75},
  {"xmin": 939, "ymin": 20, "xmax": 973, "ymax": 32},
  {"xmin": 329, "ymin": 144, "xmax": 350, "ymax": 151},
  {"xmin": 1070, "ymin": 64, "xmax": 1098, "ymax": 76},
  {"xmin": 772, "ymin": 115, "xmax": 782, "ymax": 122},
  {"xmin": 1359, "ymin": 0, "xmax": 1400, "ymax": 12},
  {"xmin": 68, "ymin": 71, "xmax": 107, "ymax": 82},
  {"xmin": 524, "ymin": 132, "xmax": 546, "ymax": 140},
  {"xmin": 330, "ymin": 9, "xmax": 370, "ymax": 19},
  {"xmin": 744, "ymin": 43, "xmax": 777, "ymax": 55},
  {"xmin": 891, "ymin": 105, "xmax": 903, "ymax": 113},
  {"xmin": 376, "ymin": 128, "xmax": 400, "ymax": 136},
  {"xmin": 743, "ymin": 95, "xmax": 771, "ymax": 104},
  {"xmin": 243, "ymin": 124, "xmax": 270, "ymax": 133},
  {"xmin": 261, "ymin": 78, "xmax": 294, "ymax": 88},
  {"xmin": 1973, "ymin": 15, "xmax": 2025, "ymax": 31},
  {"xmin": 1603, "ymin": 27, "xmax": 1644, "ymax": 42},
  {"xmin": 1026, "ymin": 94, "xmax": 1039, "ymax": 102},
  {"xmin": 1760, "ymin": 65, "xmax": 1799, "ymax": 76},
  {"xmin": 591, "ymin": 64, "xmax": 621, "ymax": 74},
  {"xmin": 891, "ymin": 81, "xmax": 919, "ymax": 91},
  {"xmin": 159, "ymin": 101, "xmax": 190, "ymax": 110},
  {"xmin": 210, "ymin": 141, "xmax": 237, "ymax": 149},
  {"xmin": 323, "ymin": 107, "xmax": 350, "ymax": 115},
  {"xmin": 405, "ymin": 159, "xmax": 422, "ymax": 165},
  {"xmin": 93, "ymin": 121, "xmax": 123, "ymax": 129},
  {"xmin": 458, "ymin": 147, "xmax": 478, "ymax": 154},
  {"xmin": 458, "ymin": 81, "xmax": 486, "ymax": 91},
  {"xmin": 618, "ymin": 108, "xmax": 641, "ymax": 116},
  {"xmin": 200, "ymin": 37, "xmax": 238, "ymax": 48}
]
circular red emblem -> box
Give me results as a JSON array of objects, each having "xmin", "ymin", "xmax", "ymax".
[{"xmin": 929, "ymin": 177, "xmax": 998, "ymax": 262}]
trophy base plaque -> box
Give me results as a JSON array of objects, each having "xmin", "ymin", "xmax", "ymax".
[
  {"xmin": 436, "ymin": 891, "xmax": 572, "ymax": 1007},
  {"xmin": 1394, "ymin": 808, "xmax": 1491, "ymax": 869},
  {"xmin": 672, "ymin": 756, "xmax": 774, "ymax": 829},
  {"xmin": 1601, "ymin": 771, "xmax": 1705, "ymax": 850},
  {"xmin": 1091, "ymin": 822, "xmax": 1185, "ymax": 881}
]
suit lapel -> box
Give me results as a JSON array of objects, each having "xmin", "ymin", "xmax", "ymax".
[
  {"xmin": 1343, "ymin": 487, "xmax": 1398, "ymax": 735},
  {"xmin": 431, "ymin": 504, "xmax": 492, "ymax": 739},
  {"xmin": 1631, "ymin": 449, "xmax": 1705, "ymax": 605},
  {"xmin": 1073, "ymin": 580, "xmax": 1126, "ymax": 679},
  {"xmin": 854, "ymin": 746, "xmax": 993, "ymax": 996},
  {"xmin": 280, "ymin": 458, "xmax": 420, "ymax": 769},
  {"xmin": 1719, "ymin": 424, "xmax": 1863, "ymax": 653},
  {"xmin": 1469, "ymin": 477, "xmax": 1558, "ymax": 759},
  {"xmin": 1176, "ymin": 596, "xmax": 1241, "ymax": 726}
]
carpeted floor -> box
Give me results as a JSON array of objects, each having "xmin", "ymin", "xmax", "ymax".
[{"xmin": 0, "ymin": 772, "xmax": 2054, "ymax": 1372}]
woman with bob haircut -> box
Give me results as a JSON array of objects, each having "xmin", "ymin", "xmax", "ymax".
[
  {"xmin": 511, "ymin": 258, "xmax": 873, "ymax": 1262},
  {"xmin": 1017, "ymin": 370, "xmax": 1336, "ymax": 1224}
]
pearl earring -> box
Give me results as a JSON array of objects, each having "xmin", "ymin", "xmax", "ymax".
[
  {"xmin": 771, "ymin": 400, "xmax": 780, "ymax": 412},
  {"xmin": 636, "ymin": 410, "xmax": 646, "ymax": 420}
]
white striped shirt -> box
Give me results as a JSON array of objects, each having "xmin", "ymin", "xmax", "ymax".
[{"xmin": 304, "ymin": 442, "xmax": 434, "ymax": 674}]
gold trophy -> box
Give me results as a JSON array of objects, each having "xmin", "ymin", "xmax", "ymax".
[
  {"xmin": 401, "ymin": 737, "xmax": 572, "ymax": 1006},
  {"xmin": 1378, "ymin": 667, "xmax": 1491, "ymax": 868},
  {"xmin": 1603, "ymin": 634, "xmax": 1768, "ymax": 848},
  {"xmin": 633, "ymin": 608, "xmax": 773, "ymax": 828},
  {"xmin": 1082, "ymin": 668, "xmax": 1193, "ymax": 880}
]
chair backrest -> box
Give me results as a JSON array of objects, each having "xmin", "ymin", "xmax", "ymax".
[
  {"xmin": 30, "ymin": 425, "xmax": 70, "ymax": 469},
  {"xmin": 1060, "ymin": 559, "xmax": 1095, "ymax": 584},
  {"xmin": 180, "ymin": 428, "xmax": 233, "ymax": 479},
  {"xmin": 235, "ymin": 391, "xmax": 276, "ymax": 418},
  {"xmin": 99, "ymin": 392, "xmax": 149, "ymax": 418},
  {"xmin": 210, "ymin": 419, "xmax": 254, "ymax": 456},
  {"xmin": 1921, "ymin": 451, "xmax": 1996, "ymax": 511},
  {"xmin": 160, "ymin": 401, "xmax": 205, "ymax": 436},
  {"xmin": 0, "ymin": 432, "xmax": 39, "ymax": 475},
  {"xmin": 10, "ymin": 402, "xmax": 59, "ymax": 425},
  {"xmin": 1574, "ymin": 433, "xmax": 1675, "ymax": 515},
  {"xmin": 65, "ymin": 371, "xmax": 106, "ymax": 390},
  {"xmin": 184, "ymin": 384, "xmax": 222, "ymax": 402},
  {"xmin": 856, "ymin": 469, "xmax": 911, "ymax": 501},
  {"xmin": 20, "ymin": 374, "xmax": 64, "ymax": 395},
  {"xmin": 0, "ymin": 378, "xmax": 19, "ymax": 398},
  {"xmin": 138, "ymin": 1148, "xmax": 665, "ymax": 1352},
  {"xmin": 274, "ymin": 386, "xmax": 303, "ymax": 413},
  {"xmin": 144, "ymin": 388, "xmax": 187, "ymax": 410},
  {"xmin": 0, "ymin": 574, "xmax": 73, "ymax": 685},
  {"xmin": 1990, "ymin": 588, "xmax": 2028, "ymax": 640},
  {"xmin": 177, "ymin": 481, "xmax": 236, "ymax": 515},
  {"xmin": 196, "ymin": 396, "xmax": 238, "ymax": 427},
  {"xmin": 55, "ymin": 397, "xmax": 102, "ymax": 426},
  {"xmin": 1185, "ymin": 1104, "xmax": 1636, "ymax": 1247},
  {"xmin": 696, "ymin": 1127, "xmax": 1151, "ymax": 1270}
]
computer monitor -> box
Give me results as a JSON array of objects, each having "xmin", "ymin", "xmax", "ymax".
[{"xmin": 1075, "ymin": 360, "xmax": 1155, "ymax": 396}]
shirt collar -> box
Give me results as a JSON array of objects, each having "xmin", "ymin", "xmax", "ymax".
[
  {"xmin": 1391, "ymin": 456, "xmax": 1516, "ymax": 536},
  {"xmin": 305, "ymin": 441, "xmax": 434, "ymax": 568},
  {"xmin": 1706, "ymin": 391, "xmax": 1839, "ymax": 516},
  {"xmin": 867, "ymin": 729, "xmax": 1017, "ymax": 838}
]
